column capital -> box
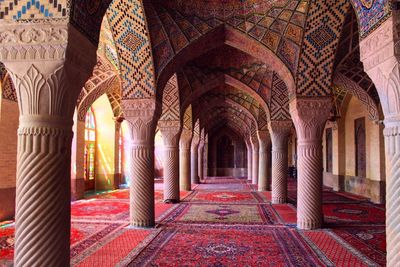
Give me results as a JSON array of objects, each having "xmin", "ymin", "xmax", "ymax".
[
  {"xmin": 250, "ymin": 135, "xmax": 259, "ymax": 150},
  {"xmin": 180, "ymin": 129, "xmax": 193, "ymax": 149},
  {"xmin": 257, "ymin": 130, "xmax": 271, "ymax": 151},
  {"xmin": 159, "ymin": 121, "xmax": 182, "ymax": 147},
  {"xmin": 268, "ymin": 120, "xmax": 292, "ymax": 133},
  {"xmin": 122, "ymin": 99, "xmax": 160, "ymax": 145},
  {"xmin": 289, "ymin": 97, "xmax": 332, "ymax": 142},
  {"xmin": 191, "ymin": 135, "xmax": 200, "ymax": 147}
]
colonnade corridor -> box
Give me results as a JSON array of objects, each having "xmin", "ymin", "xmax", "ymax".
[{"xmin": 0, "ymin": 176, "xmax": 386, "ymax": 266}]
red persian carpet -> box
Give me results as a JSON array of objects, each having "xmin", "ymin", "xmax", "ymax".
[
  {"xmin": 131, "ymin": 225, "xmax": 324, "ymax": 267},
  {"xmin": 0, "ymin": 177, "xmax": 387, "ymax": 266},
  {"xmin": 188, "ymin": 191, "xmax": 259, "ymax": 203}
]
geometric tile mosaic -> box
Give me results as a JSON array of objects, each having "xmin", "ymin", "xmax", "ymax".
[
  {"xmin": 0, "ymin": 0, "xmax": 68, "ymax": 20},
  {"xmin": 183, "ymin": 104, "xmax": 193, "ymax": 130},
  {"xmin": 296, "ymin": 0, "xmax": 350, "ymax": 96},
  {"xmin": 107, "ymin": 0, "xmax": 156, "ymax": 99},
  {"xmin": 160, "ymin": 74, "xmax": 180, "ymax": 122},
  {"xmin": 351, "ymin": 0, "xmax": 391, "ymax": 39},
  {"xmin": 70, "ymin": 0, "xmax": 112, "ymax": 44},
  {"xmin": 270, "ymin": 74, "xmax": 290, "ymax": 121},
  {"xmin": 143, "ymin": 0, "xmax": 308, "ymax": 79}
]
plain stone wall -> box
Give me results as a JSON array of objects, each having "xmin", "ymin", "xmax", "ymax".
[{"xmin": 322, "ymin": 96, "xmax": 385, "ymax": 203}]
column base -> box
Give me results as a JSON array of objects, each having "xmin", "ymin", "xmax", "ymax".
[
  {"xmin": 180, "ymin": 186, "xmax": 191, "ymax": 191},
  {"xmin": 130, "ymin": 220, "xmax": 155, "ymax": 228},
  {"xmin": 164, "ymin": 199, "xmax": 179, "ymax": 204},
  {"xmin": 297, "ymin": 219, "xmax": 322, "ymax": 230},
  {"xmin": 258, "ymin": 186, "xmax": 268, "ymax": 192},
  {"xmin": 272, "ymin": 197, "xmax": 287, "ymax": 204}
]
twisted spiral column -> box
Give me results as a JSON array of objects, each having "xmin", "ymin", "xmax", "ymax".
[
  {"xmin": 179, "ymin": 129, "xmax": 192, "ymax": 191},
  {"xmin": 257, "ymin": 131, "xmax": 271, "ymax": 191},
  {"xmin": 203, "ymin": 139, "xmax": 209, "ymax": 177},
  {"xmin": 129, "ymin": 144, "xmax": 155, "ymax": 227},
  {"xmin": 269, "ymin": 121, "xmax": 292, "ymax": 203},
  {"xmin": 384, "ymin": 125, "xmax": 400, "ymax": 266},
  {"xmin": 251, "ymin": 137, "xmax": 259, "ymax": 185},
  {"xmin": 198, "ymin": 140, "xmax": 205, "ymax": 181},
  {"xmin": 14, "ymin": 116, "xmax": 72, "ymax": 267},
  {"xmin": 246, "ymin": 140, "xmax": 253, "ymax": 181},
  {"xmin": 159, "ymin": 124, "xmax": 181, "ymax": 203},
  {"xmin": 123, "ymin": 99, "xmax": 159, "ymax": 228},
  {"xmin": 290, "ymin": 97, "xmax": 332, "ymax": 230},
  {"xmin": 2, "ymin": 21, "xmax": 98, "ymax": 266},
  {"xmin": 191, "ymin": 136, "xmax": 200, "ymax": 184}
]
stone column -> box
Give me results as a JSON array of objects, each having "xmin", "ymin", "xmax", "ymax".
[
  {"xmin": 384, "ymin": 123, "xmax": 400, "ymax": 266},
  {"xmin": 269, "ymin": 121, "xmax": 292, "ymax": 203},
  {"xmin": 123, "ymin": 99, "xmax": 159, "ymax": 227},
  {"xmin": 0, "ymin": 20, "xmax": 96, "ymax": 266},
  {"xmin": 71, "ymin": 116, "xmax": 85, "ymax": 200},
  {"xmin": 250, "ymin": 136, "xmax": 259, "ymax": 185},
  {"xmin": 159, "ymin": 122, "xmax": 181, "ymax": 203},
  {"xmin": 257, "ymin": 130, "xmax": 271, "ymax": 191},
  {"xmin": 290, "ymin": 97, "xmax": 331, "ymax": 230},
  {"xmin": 204, "ymin": 135, "xmax": 209, "ymax": 177},
  {"xmin": 191, "ymin": 135, "xmax": 200, "ymax": 184},
  {"xmin": 179, "ymin": 129, "xmax": 192, "ymax": 190},
  {"xmin": 198, "ymin": 138, "xmax": 205, "ymax": 181},
  {"xmin": 359, "ymin": 16, "xmax": 400, "ymax": 265},
  {"xmin": 246, "ymin": 139, "xmax": 253, "ymax": 181}
]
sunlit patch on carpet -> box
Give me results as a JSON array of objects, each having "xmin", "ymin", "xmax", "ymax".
[
  {"xmin": 131, "ymin": 225, "xmax": 323, "ymax": 266},
  {"xmin": 163, "ymin": 203, "xmax": 277, "ymax": 225},
  {"xmin": 89, "ymin": 189, "xmax": 130, "ymax": 200},
  {"xmin": 71, "ymin": 200, "xmax": 129, "ymax": 221},
  {"xmin": 0, "ymin": 225, "xmax": 14, "ymax": 264}
]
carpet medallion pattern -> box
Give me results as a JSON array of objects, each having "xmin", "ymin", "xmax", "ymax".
[
  {"xmin": 189, "ymin": 191, "xmax": 259, "ymax": 204},
  {"xmin": 0, "ymin": 177, "xmax": 387, "ymax": 266},
  {"xmin": 163, "ymin": 203, "xmax": 278, "ymax": 225},
  {"xmin": 323, "ymin": 203, "xmax": 385, "ymax": 225},
  {"xmin": 130, "ymin": 225, "xmax": 323, "ymax": 267}
]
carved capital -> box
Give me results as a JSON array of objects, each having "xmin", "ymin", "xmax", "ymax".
[
  {"xmin": 257, "ymin": 130, "xmax": 271, "ymax": 151},
  {"xmin": 191, "ymin": 135, "xmax": 200, "ymax": 152},
  {"xmin": 268, "ymin": 120, "xmax": 292, "ymax": 149},
  {"xmin": 360, "ymin": 17, "xmax": 395, "ymax": 72},
  {"xmin": 180, "ymin": 128, "xmax": 193, "ymax": 149},
  {"xmin": 0, "ymin": 21, "xmax": 68, "ymax": 62},
  {"xmin": 159, "ymin": 122, "xmax": 182, "ymax": 147},
  {"xmin": 250, "ymin": 136, "xmax": 259, "ymax": 151},
  {"xmin": 123, "ymin": 99, "xmax": 159, "ymax": 145},
  {"xmin": 7, "ymin": 64, "xmax": 77, "ymax": 117},
  {"xmin": 289, "ymin": 97, "xmax": 332, "ymax": 142}
]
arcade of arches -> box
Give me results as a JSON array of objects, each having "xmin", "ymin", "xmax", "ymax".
[{"xmin": 0, "ymin": 0, "xmax": 399, "ymax": 266}]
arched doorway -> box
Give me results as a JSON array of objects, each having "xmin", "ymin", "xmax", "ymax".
[{"xmin": 217, "ymin": 135, "xmax": 235, "ymax": 169}]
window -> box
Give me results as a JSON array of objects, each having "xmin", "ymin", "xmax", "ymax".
[
  {"xmin": 355, "ymin": 117, "xmax": 366, "ymax": 178},
  {"xmin": 118, "ymin": 127, "xmax": 123, "ymax": 174},
  {"xmin": 326, "ymin": 128, "xmax": 333, "ymax": 173},
  {"xmin": 84, "ymin": 108, "xmax": 96, "ymax": 183}
]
